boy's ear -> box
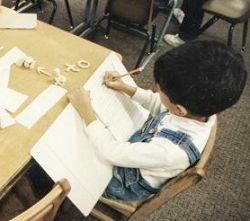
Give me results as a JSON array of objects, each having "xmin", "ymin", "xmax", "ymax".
[{"xmin": 174, "ymin": 104, "xmax": 188, "ymax": 117}]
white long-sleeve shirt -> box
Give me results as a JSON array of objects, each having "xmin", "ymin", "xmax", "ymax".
[{"xmin": 86, "ymin": 88, "xmax": 216, "ymax": 188}]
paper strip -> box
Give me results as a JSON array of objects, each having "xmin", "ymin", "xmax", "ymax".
[
  {"xmin": 0, "ymin": 13, "xmax": 37, "ymax": 29},
  {"xmin": 15, "ymin": 85, "xmax": 67, "ymax": 128},
  {"xmin": 0, "ymin": 65, "xmax": 11, "ymax": 90},
  {"xmin": 0, "ymin": 47, "xmax": 26, "ymax": 67},
  {"xmin": 0, "ymin": 107, "xmax": 16, "ymax": 128},
  {"xmin": 0, "ymin": 88, "xmax": 28, "ymax": 113}
]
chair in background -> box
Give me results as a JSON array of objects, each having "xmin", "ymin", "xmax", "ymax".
[
  {"xmin": 13, "ymin": 0, "xmax": 74, "ymax": 27},
  {"xmin": 91, "ymin": 120, "xmax": 217, "ymax": 221},
  {"xmin": 199, "ymin": 0, "xmax": 250, "ymax": 51},
  {"xmin": 101, "ymin": 0, "xmax": 156, "ymax": 68},
  {"xmin": 8, "ymin": 179, "xmax": 71, "ymax": 221},
  {"xmin": 99, "ymin": 0, "xmax": 177, "ymax": 68}
]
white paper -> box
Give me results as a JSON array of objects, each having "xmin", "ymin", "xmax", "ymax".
[
  {"xmin": 0, "ymin": 47, "xmax": 26, "ymax": 67},
  {"xmin": 0, "ymin": 65, "xmax": 10, "ymax": 90},
  {"xmin": 0, "ymin": 13, "xmax": 37, "ymax": 29},
  {"xmin": 15, "ymin": 85, "xmax": 67, "ymax": 128},
  {"xmin": 0, "ymin": 107, "xmax": 16, "ymax": 128},
  {"xmin": 85, "ymin": 52, "xmax": 149, "ymax": 141},
  {"xmin": 0, "ymin": 88, "xmax": 28, "ymax": 112},
  {"xmin": 31, "ymin": 104, "xmax": 113, "ymax": 216}
]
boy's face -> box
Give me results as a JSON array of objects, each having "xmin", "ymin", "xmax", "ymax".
[
  {"xmin": 159, "ymin": 89, "xmax": 175, "ymax": 113},
  {"xmin": 157, "ymin": 84, "xmax": 188, "ymax": 117}
]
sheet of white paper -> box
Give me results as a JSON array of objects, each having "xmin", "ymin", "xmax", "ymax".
[
  {"xmin": 0, "ymin": 47, "xmax": 26, "ymax": 67},
  {"xmin": 15, "ymin": 85, "xmax": 67, "ymax": 128},
  {"xmin": 0, "ymin": 107, "xmax": 16, "ymax": 128},
  {"xmin": 31, "ymin": 52, "xmax": 149, "ymax": 216},
  {"xmin": 0, "ymin": 65, "xmax": 10, "ymax": 90},
  {"xmin": 0, "ymin": 88, "xmax": 28, "ymax": 112},
  {"xmin": 84, "ymin": 52, "xmax": 149, "ymax": 141},
  {"xmin": 0, "ymin": 13, "xmax": 37, "ymax": 29},
  {"xmin": 31, "ymin": 104, "xmax": 113, "ymax": 216}
]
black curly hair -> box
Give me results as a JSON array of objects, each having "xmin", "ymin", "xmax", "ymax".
[{"xmin": 154, "ymin": 41, "xmax": 247, "ymax": 117}]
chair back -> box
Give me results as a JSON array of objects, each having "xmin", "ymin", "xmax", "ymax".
[
  {"xmin": 9, "ymin": 179, "xmax": 71, "ymax": 221},
  {"xmin": 106, "ymin": 0, "xmax": 154, "ymax": 27},
  {"xmin": 203, "ymin": 0, "xmax": 250, "ymax": 21},
  {"xmin": 128, "ymin": 119, "xmax": 217, "ymax": 221}
]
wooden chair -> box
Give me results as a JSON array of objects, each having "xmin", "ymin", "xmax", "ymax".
[
  {"xmin": 199, "ymin": 0, "xmax": 250, "ymax": 51},
  {"xmin": 8, "ymin": 179, "xmax": 71, "ymax": 221},
  {"xmin": 91, "ymin": 120, "xmax": 217, "ymax": 221}
]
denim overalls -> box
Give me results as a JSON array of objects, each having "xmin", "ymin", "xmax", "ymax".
[{"xmin": 104, "ymin": 111, "xmax": 201, "ymax": 201}]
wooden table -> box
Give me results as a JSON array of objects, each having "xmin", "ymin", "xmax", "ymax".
[{"xmin": 0, "ymin": 6, "xmax": 111, "ymax": 199}]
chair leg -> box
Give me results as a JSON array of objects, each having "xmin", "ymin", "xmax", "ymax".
[
  {"xmin": 135, "ymin": 33, "xmax": 150, "ymax": 68},
  {"xmin": 105, "ymin": 17, "xmax": 111, "ymax": 39},
  {"xmin": 64, "ymin": 0, "xmax": 74, "ymax": 28},
  {"xmin": 36, "ymin": 0, "xmax": 42, "ymax": 11},
  {"xmin": 47, "ymin": 0, "xmax": 57, "ymax": 24},
  {"xmin": 242, "ymin": 20, "xmax": 249, "ymax": 52},
  {"xmin": 228, "ymin": 23, "xmax": 235, "ymax": 48},
  {"xmin": 150, "ymin": 24, "xmax": 157, "ymax": 53},
  {"xmin": 198, "ymin": 16, "xmax": 219, "ymax": 35},
  {"xmin": 14, "ymin": 0, "xmax": 21, "ymax": 10}
]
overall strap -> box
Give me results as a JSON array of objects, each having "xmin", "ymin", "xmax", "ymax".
[
  {"xmin": 157, "ymin": 129, "xmax": 201, "ymax": 165},
  {"xmin": 141, "ymin": 111, "xmax": 169, "ymax": 133},
  {"xmin": 129, "ymin": 111, "xmax": 169, "ymax": 143}
]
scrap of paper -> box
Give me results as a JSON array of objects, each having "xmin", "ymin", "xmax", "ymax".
[
  {"xmin": 0, "ymin": 47, "xmax": 26, "ymax": 67},
  {"xmin": 0, "ymin": 13, "xmax": 37, "ymax": 29},
  {"xmin": 0, "ymin": 65, "xmax": 10, "ymax": 90},
  {"xmin": 15, "ymin": 85, "xmax": 67, "ymax": 128},
  {"xmin": 0, "ymin": 88, "xmax": 28, "ymax": 113},
  {"xmin": 0, "ymin": 107, "xmax": 16, "ymax": 128}
]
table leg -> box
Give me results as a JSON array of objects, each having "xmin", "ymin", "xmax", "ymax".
[
  {"xmin": 71, "ymin": 0, "xmax": 99, "ymax": 36},
  {"xmin": 13, "ymin": 0, "xmax": 41, "ymax": 12},
  {"xmin": 155, "ymin": 0, "xmax": 178, "ymax": 49}
]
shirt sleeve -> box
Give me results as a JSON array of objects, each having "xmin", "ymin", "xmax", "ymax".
[
  {"xmin": 85, "ymin": 120, "xmax": 188, "ymax": 169},
  {"xmin": 132, "ymin": 87, "xmax": 167, "ymax": 115}
]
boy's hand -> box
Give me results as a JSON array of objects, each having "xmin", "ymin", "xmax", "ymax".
[
  {"xmin": 68, "ymin": 88, "xmax": 96, "ymax": 125},
  {"xmin": 104, "ymin": 71, "xmax": 137, "ymax": 97},
  {"xmin": 104, "ymin": 71, "xmax": 127, "ymax": 91}
]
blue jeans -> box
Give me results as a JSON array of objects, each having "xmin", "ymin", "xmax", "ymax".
[
  {"xmin": 104, "ymin": 111, "xmax": 200, "ymax": 200},
  {"xmin": 104, "ymin": 167, "xmax": 159, "ymax": 200}
]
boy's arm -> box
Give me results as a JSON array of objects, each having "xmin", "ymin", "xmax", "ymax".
[
  {"xmin": 104, "ymin": 71, "xmax": 166, "ymax": 115},
  {"xmin": 104, "ymin": 71, "xmax": 137, "ymax": 97},
  {"xmin": 68, "ymin": 88, "xmax": 96, "ymax": 126},
  {"xmin": 85, "ymin": 119, "xmax": 190, "ymax": 170}
]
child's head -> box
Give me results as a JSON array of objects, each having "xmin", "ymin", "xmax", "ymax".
[{"xmin": 154, "ymin": 40, "xmax": 247, "ymax": 117}]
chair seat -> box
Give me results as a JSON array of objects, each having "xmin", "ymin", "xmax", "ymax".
[
  {"xmin": 98, "ymin": 196, "xmax": 143, "ymax": 216},
  {"xmin": 203, "ymin": 0, "xmax": 250, "ymax": 22}
]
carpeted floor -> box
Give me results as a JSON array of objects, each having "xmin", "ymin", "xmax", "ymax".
[{"xmin": 1, "ymin": 0, "xmax": 250, "ymax": 221}]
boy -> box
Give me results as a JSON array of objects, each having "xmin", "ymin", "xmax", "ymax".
[{"xmin": 68, "ymin": 41, "xmax": 247, "ymax": 201}]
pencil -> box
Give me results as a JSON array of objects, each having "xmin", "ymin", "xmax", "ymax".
[
  {"xmin": 113, "ymin": 67, "xmax": 143, "ymax": 80},
  {"xmin": 102, "ymin": 66, "xmax": 144, "ymax": 85}
]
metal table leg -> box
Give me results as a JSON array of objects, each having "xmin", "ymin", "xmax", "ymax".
[
  {"xmin": 140, "ymin": 0, "xmax": 178, "ymax": 69},
  {"xmin": 155, "ymin": 0, "xmax": 178, "ymax": 49},
  {"xmin": 13, "ymin": 0, "xmax": 41, "ymax": 12},
  {"xmin": 64, "ymin": 0, "xmax": 74, "ymax": 28},
  {"xmin": 71, "ymin": 0, "xmax": 98, "ymax": 36}
]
